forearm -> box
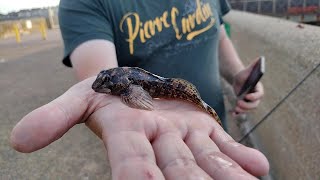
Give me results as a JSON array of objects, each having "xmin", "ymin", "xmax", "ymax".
[
  {"xmin": 70, "ymin": 40, "xmax": 118, "ymax": 81},
  {"xmin": 218, "ymin": 25, "xmax": 245, "ymax": 84}
]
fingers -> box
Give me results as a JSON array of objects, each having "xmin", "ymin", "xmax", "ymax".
[
  {"xmin": 10, "ymin": 91, "xmax": 86, "ymax": 153},
  {"xmin": 10, "ymin": 77, "xmax": 101, "ymax": 153},
  {"xmin": 185, "ymin": 131, "xmax": 257, "ymax": 179},
  {"xmin": 210, "ymin": 125, "xmax": 269, "ymax": 177},
  {"xmin": 153, "ymin": 133, "xmax": 212, "ymax": 179},
  {"xmin": 245, "ymin": 82, "xmax": 264, "ymax": 101},
  {"xmin": 234, "ymin": 82, "xmax": 264, "ymax": 114},
  {"xmin": 232, "ymin": 99, "xmax": 260, "ymax": 116},
  {"xmin": 104, "ymin": 130, "xmax": 164, "ymax": 180},
  {"xmin": 235, "ymin": 99, "xmax": 261, "ymax": 112}
]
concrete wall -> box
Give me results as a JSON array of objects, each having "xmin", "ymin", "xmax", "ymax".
[{"xmin": 224, "ymin": 11, "xmax": 320, "ymax": 179}]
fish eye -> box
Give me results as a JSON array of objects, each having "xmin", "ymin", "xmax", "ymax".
[{"xmin": 101, "ymin": 75, "xmax": 111, "ymax": 82}]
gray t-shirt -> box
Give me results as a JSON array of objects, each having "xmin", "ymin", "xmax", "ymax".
[{"xmin": 59, "ymin": 0, "xmax": 231, "ymax": 129}]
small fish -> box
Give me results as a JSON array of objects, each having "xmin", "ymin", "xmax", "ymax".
[{"xmin": 92, "ymin": 67, "xmax": 222, "ymax": 125}]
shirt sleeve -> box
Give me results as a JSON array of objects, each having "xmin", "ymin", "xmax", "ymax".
[
  {"xmin": 218, "ymin": 0, "xmax": 231, "ymax": 24},
  {"xmin": 58, "ymin": 0, "xmax": 114, "ymax": 67}
]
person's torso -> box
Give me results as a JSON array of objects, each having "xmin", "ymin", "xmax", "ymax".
[
  {"xmin": 100, "ymin": 0, "xmax": 226, "ymax": 122},
  {"xmin": 102, "ymin": 0, "xmax": 221, "ymax": 65}
]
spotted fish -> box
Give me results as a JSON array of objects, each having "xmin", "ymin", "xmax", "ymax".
[{"xmin": 92, "ymin": 67, "xmax": 222, "ymax": 125}]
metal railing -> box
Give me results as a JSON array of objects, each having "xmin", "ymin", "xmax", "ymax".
[
  {"xmin": 229, "ymin": 0, "xmax": 320, "ymax": 22},
  {"xmin": 0, "ymin": 18, "xmax": 48, "ymax": 42}
]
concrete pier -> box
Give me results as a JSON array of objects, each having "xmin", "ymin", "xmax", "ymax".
[{"xmin": 224, "ymin": 10, "xmax": 320, "ymax": 179}]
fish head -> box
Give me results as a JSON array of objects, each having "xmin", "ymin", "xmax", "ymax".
[{"xmin": 92, "ymin": 70, "xmax": 114, "ymax": 94}]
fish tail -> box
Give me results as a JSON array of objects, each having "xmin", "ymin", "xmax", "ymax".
[
  {"xmin": 169, "ymin": 78, "xmax": 222, "ymax": 126},
  {"xmin": 200, "ymin": 100, "xmax": 222, "ymax": 126}
]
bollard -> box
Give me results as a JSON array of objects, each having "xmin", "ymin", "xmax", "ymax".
[
  {"xmin": 40, "ymin": 20, "xmax": 47, "ymax": 40},
  {"xmin": 13, "ymin": 24, "xmax": 21, "ymax": 43}
]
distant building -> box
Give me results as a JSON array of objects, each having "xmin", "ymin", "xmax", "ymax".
[{"xmin": 0, "ymin": 7, "xmax": 58, "ymax": 21}]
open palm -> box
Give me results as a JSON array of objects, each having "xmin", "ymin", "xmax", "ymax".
[{"xmin": 11, "ymin": 77, "xmax": 269, "ymax": 179}]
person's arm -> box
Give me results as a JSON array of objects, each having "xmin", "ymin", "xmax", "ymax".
[
  {"xmin": 218, "ymin": 25, "xmax": 264, "ymax": 114},
  {"xmin": 58, "ymin": 0, "xmax": 116, "ymax": 81},
  {"xmin": 10, "ymin": 24, "xmax": 269, "ymax": 180},
  {"xmin": 218, "ymin": 25, "xmax": 244, "ymax": 84},
  {"xmin": 70, "ymin": 40, "xmax": 118, "ymax": 81}
]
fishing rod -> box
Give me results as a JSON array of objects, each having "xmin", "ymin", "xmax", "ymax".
[{"xmin": 238, "ymin": 62, "xmax": 320, "ymax": 143}]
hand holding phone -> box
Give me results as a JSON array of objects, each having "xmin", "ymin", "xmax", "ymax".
[{"xmin": 237, "ymin": 56, "xmax": 265, "ymax": 100}]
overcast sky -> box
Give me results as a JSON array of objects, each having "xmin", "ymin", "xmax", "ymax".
[{"xmin": 0, "ymin": 0, "xmax": 60, "ymax": 14}]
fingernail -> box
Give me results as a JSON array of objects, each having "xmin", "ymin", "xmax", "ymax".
[{"xmin": 232, "ymin": 112, "xmax": 240, "ymax": 117}]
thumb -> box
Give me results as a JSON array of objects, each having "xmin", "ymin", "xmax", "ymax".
[
  {"xmin": 10, "ymin": 77, "xmax": 96, "ymax": 153},
  {"xmin": 233, "ymin": 57, "xmax": 261, "ymax": 94}
]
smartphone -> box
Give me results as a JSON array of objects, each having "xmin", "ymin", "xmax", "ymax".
[{"xmin": 237, "ymin": 56, "xmax": 265, "ymax": 100}]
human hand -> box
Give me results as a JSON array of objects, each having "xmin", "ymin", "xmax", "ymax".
[
  {"xmin": 11, "ymin": 77, "xmax": 269, "ymax": 179},
  {"xmin": 232, "ymin": 59, "xmax": 264, "ymax": 115}
]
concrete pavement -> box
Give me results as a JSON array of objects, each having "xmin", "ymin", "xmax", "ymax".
[{"xmin": 0, "ymin": 30, "xmax": 111, "ymax": 179}]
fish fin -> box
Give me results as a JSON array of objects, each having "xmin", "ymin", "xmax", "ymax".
[
  {"xmin": 130, "ymin": 67, "xmax": 167, "ymax": 81},
  {"xmin": 171, "ymin": 78, "xmax": 200, "ymax": 95},
  {"xmin": 121, "ymin": 84, "xmax": 154, "ymax": 111}
]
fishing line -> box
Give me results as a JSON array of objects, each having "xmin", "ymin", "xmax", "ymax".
[{"xmin": 238, "ymin": 62, "xmax": 320, "ymax": 143}]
